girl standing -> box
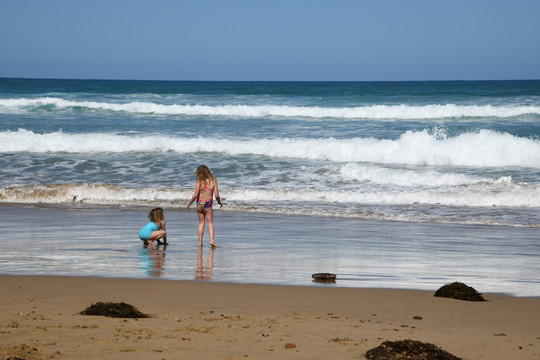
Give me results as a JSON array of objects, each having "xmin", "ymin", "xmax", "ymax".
[{"xmin": 187, "ymin": 165, "xmax": 222, "ymax": 247}]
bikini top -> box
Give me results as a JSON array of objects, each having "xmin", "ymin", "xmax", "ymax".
[{"xmin": 200, "ymin": 181, "xmax": 213, "ymax": 193}]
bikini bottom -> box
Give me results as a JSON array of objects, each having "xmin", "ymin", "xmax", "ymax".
[{"xmin": 197, "ymin": 199, "xmax": 213, "ymax": 211}]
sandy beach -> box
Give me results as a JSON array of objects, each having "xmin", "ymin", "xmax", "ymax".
[{"xmin": 0, "ymin": 275, "xmax": 538, "ymax": 360}]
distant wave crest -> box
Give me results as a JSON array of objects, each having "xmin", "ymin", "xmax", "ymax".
[{"xmin": 1, "ymin": 97, "xmax": 540, "ymax": 119}]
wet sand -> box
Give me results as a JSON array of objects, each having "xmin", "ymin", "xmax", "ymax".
[
  {"xmin": 1, "ymin": 205, "xmax": 539, "ymax": 296},
  {"xmin": 0, "ymin": 275, "xmax": 539, "ymax": 359}
]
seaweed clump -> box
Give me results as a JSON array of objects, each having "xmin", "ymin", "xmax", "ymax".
[
  {"xmin": 434, "ymin": 282, "xmax": 486, "ymax": 301},
  {"xmin": 80, "ymin": 302, "xmax": 150, "ymax": 318},
  {"xmin": 312, "ymin": 273, "xmax": 337, "ymax": 283},
  {"xmin": 366, "ymin": 339, "xmax": 462, "ymax": 360}
]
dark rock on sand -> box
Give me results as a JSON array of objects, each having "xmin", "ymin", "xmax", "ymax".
[
  {"xmin": 434, "ymin": 282, "xmax": 486, "ymax": 301},
  {"xmin": 80, "ymin": 302, "xmax": 150, "ymax": 318},
  {"xmin": 366, "ymin": 339, "xmax": 462, "ymax": 360},
  {"xmin": 312, "ymin": 273, "xmax": 336, "ymax": 283}
]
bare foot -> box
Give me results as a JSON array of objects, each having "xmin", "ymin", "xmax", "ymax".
[{"xmin": 210, "ymin": 243, "xmax": 217, "ymax": 248}]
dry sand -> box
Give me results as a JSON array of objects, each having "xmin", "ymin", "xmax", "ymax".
[{"xmin": 0, "ymin": 275, "xmax": 538, "ymax": 359}]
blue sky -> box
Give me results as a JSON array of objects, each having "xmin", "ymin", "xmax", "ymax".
[{"xmin": 1, "ymin": 0, "xmax": 539, "ymax": 81}]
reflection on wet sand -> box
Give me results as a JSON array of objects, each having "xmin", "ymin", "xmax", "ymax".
[
  {"xmin": 196, "ymin": 247, "xmax": 214, "ymax": 280},
  {"xmin": 138, "ymin": 244, "xmax": 167, "ymax": 277}
]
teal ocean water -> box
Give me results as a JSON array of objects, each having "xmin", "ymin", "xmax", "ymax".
[
  {"xmin": 0, "ymin": 78, "xmax": 539, "ymax": 295},
  {"xmin": 1, "ymin": 78, "xmax": 539, "ymax": 226}
]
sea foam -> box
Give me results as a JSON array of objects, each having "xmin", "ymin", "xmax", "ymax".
[{"xmin": 1, "ymin": 181, "xmax": 539, "ymax": 210}]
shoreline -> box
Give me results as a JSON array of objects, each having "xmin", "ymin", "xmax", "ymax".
[
  {"xmin": 1, "ymin": 204, "xmax": 539, "ymax": 297},
  {"xmin": 3, "ymin": 272, "xmax": 532, "ymax": 299},
  {"xmin": 1, "ymin": 275, "xmax": 539, "ymax": 359}
]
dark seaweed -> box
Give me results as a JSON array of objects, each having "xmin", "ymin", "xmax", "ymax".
[
  {"xmin": 434, "ymin": 282, "xmax": 486, "ymax": 301},
  {"xmin": 366, "ymin": 339, "xmax": 462, "ymax": 360},
  {"xmin": 80, "ymin": 302, "xmax": 150, "ymax": 318}
]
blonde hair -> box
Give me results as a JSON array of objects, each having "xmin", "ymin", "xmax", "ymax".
[
  {"xmin": 148, "ymin": 207, "xmax": 165, "ymax": 229},
  {"xmin": 196, "ymin": 165, "xmax": 217, "ymax": 187}
]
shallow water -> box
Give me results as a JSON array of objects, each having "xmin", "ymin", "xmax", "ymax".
[{"xmin": 1, "ymin": 205, "xmax": 538, "ymax": 297}]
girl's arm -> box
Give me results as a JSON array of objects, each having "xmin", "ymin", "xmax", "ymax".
[
  {"xmin": 187, "ymin": 181, "xmax": 200, "ymax": 209},
  {"xmin": 214, "ymin": 181, "xmax": 223, "ymax": 207}
]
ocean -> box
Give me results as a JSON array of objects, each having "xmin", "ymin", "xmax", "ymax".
[{"xmin": 1, "ymin": 78, "xmax": 539, "ymax": 296}]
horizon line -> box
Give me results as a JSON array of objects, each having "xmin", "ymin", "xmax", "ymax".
[{"xmin": 2, "ymin": 76, "xmax": 540, "ymax": 83}]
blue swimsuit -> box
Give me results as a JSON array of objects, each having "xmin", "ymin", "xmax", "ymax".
[{"xmin": 139, "ymin": 222, "xmax": 159, "ymax": 241}]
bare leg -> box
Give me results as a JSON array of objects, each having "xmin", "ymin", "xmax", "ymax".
[
  {"xmin": 148, "ymin": 230, "xmax": 166, "ymax": 242},
  {"xmin": 197, "ymin": 210, "xmax": 206, "ymax": 247},
  {"xmin": 206, "ymin": 208, "xmax": 216, "ymax": 247}
]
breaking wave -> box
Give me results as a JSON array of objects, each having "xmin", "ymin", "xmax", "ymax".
[
  {"xmin": 2, "ymin": 128, "xmax": 539, "ymax": 168},
  {"xmin": 1, "ymin": 97, "xmax": 540, "ymax": 119}
]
